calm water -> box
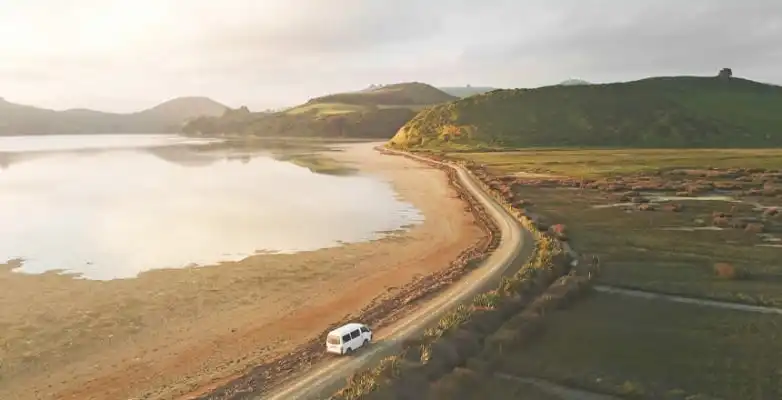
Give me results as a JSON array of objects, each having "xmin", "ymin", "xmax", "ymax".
[{"xmin": 0, "ymin": 134, "xmax": 423, "ymax": 280}]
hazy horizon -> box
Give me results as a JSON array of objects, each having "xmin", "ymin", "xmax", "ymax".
[{"xmin": 2, "ymin": 0, "xmax": 780, "ymax": 113}]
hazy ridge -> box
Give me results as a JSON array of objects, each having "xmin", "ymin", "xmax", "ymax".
[{"xmin": 0, "ymin": 96, "xmax": 228, "ymax": 135}]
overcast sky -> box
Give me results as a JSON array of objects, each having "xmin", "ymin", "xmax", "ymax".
[{"xmin": 1, "ymin": 0, "xmax": 780, "ymax": 112}]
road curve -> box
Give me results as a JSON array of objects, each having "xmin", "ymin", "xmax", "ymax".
[{"xmin": 264, "ymin": 149, "xmax": 533, "ymax": 400}]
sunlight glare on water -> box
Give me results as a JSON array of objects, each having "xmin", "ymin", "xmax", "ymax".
[{"xmin": 0, "ymin": 135, "xmax": 423, "ymax": 280}]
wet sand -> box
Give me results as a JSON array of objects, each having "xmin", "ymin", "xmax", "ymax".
[{"xmin": 0, "ymin": 142, "xmax": 483, "ymax": 400}]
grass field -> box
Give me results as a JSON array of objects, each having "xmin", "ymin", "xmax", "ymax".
[
  {"xmin": 285, "ymin": 102, "xmax": 369, "ymax": 116},
  {"xmin": 517, "ymin": 186, "xmax": 782, "ymax": 305},
  {"xmin": 428, "ymin": 372, "xmax": 566, "ymax": 400},
  {"xmin": 499, "ymin": 292, "xmax": 782, "ymax": 400},
  {"xmin": 453, "ymin": 149, "xmax": 782, "ymax": 306},
  {"xmin": 454, "ymin": 149, "xmax": 782, "ymax": 178},
  {"xmin": 440, "ymin": 148, "xmax": 782, "ymax": 399}
]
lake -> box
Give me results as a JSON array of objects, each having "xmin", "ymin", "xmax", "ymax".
[{"xmin": 0, "ymin": 134, "xmax": 423, "ymax": 280}]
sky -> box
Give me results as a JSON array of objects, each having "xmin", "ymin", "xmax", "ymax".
[{"xmin": 1, "ymin": 0, "xmax": 781, "ymax": 112}]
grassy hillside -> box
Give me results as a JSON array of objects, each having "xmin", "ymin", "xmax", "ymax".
[
  {"xmin": 558, "ymin": 79, "xmax": 590, "ymax": 86},
  {"xmin": 389, "ymin": 75, "xmax": 782, "ymax": 149},
  {"xmin": 303, "ymin": 82, "xmax": 457, "ymax": 107},
  {"xmin": 438, "ymin": 86, "xmax": 497, "ymax": 98},
  {"xmin": 183, "ymin": 82, "xmax": 457, "ymax": 138},
  {"xmin": 0, "ymin": 96, "xmax": 227, "ymax": 135}
]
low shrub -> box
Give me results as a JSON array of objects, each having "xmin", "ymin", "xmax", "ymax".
[
  {"xmin": 502, "ymin": 312, "xmax": 543, "ymax": 331},
  {"xmin": 334, "ymin": 356, "xmax": 402, "ymax": 400},
  {"xmin": 427, "ymin": 368, "xmax": 480, "ymax": 400},
  {"xmin": 712, "ymin": 216, "xmax": 730, "ymax": 227},
  {"xmin": 713, "ymin": 262, "xmax": 750, "ymax": 280},
  {"xmin": 472, "ymin": 290, "xmax": 502, "ymax": 309},
  {"xmin": 464, "ymin": 357, "xmax": 492, "ymax": 374},
  {"xmin": 426, "ymin": 304, "xmax": 473, "ymax": 340},
  {"xmin": 484, "ymin": 328, "xmax": 519, "ymax": 357},
  {"xmin": 461, "ymin": 309, "xmax": 505, "ymax": 335},
  {"xmin": 663, "ymin": 203, "xmax": 683, "ymax": 212},
  {"xmin": 451, "ymin": 329, "xmax": 482, "ymax": 359},
  {"xmin": 549, "ymin": 223, "xmax": 568, "ymax": 240},
  {"xmin": 638, "ymin": 203, "xmax": 655, "ymax": 211},
  {"xmin": 422, "ymin": 339, "xmax": 462, "ymax": 379},
  {"xmin": 745, "ymin": 222, "xmax": 764, "ymax": 233}
]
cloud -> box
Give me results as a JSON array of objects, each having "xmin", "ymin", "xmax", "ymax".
[
  {"xmin": 461, "ymin": 0, "xmax": 782, "ymax": 83},
  {"xmin": 1, "ymin": 0, "xmax": 781, "ymax": 111}
]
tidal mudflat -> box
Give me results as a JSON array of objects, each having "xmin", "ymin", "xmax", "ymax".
[{"xmin": 0, "ymin": 138, "xmax": 482, "ymax": 400}]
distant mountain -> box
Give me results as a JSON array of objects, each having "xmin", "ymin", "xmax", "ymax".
[
  {"xmin": 183, "ymin": 82, "xmax": 457, "ymax": 139},
  {"xmin": 136, "ymin": 97, "xmax": 228, "ymax": 123},
  {"xmin": 0, "ymin": 96, "xmax": 228, "ymax": 135},
  {"xmin": 438, "ymin": 86, "xmax": 498, "ymax": 98},
  {"xmin": 390, "ymin": 75, "xmax": 782, "ymax": 149},
  {"xmin": 559, "ymin": 79, "xmax": 591, "ymax": 86}
]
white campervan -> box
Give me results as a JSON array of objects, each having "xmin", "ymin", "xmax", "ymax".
[{"xmin": 326, "ymin": 323, "xmax": 373, "ymax": 355}]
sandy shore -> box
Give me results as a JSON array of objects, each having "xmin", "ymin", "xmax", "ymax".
[{"xmin": 0, "ymin": 142, "xmax": 482, "ymax": 400}]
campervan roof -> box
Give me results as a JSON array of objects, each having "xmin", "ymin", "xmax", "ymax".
[{"xmin": 328, "ymin": 323, "xmax": 364, "ymax": 336}]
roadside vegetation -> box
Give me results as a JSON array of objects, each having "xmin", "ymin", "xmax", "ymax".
[
  {"xmin": 329, "ymin": 153, "xmax": 601, "ymax": 400},
  {"xmin": 330, "ymin": 235, "xmax": 591, "ymax": 400},
  {"xmin": 389, "ymin": 74, "xmax": 782, "ymax": 149}
]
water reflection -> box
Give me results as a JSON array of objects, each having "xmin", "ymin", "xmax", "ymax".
[{"xmin": 0, "ymin": 134, "xmax": 422, "ymax": 280}]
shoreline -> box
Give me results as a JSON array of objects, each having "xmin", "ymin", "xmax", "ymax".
[
  {"xmin": 0, "ymin": 142, "xmax": 486, "ymax": 400},
  {"xmin": 197, "ymin": 145, "xmax": 502, "ymax": 399}
]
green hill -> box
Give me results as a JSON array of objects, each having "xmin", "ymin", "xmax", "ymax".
[
  {"xmin": 183, "ymin": 82, "xmax": 457, "ymax": 138},
  {"xmin": 0, "ymin": 96, "xmax": 228, "ymax": 135},
  {"xmin": 388, "ymin": 75, "xmax": 782, "ymax": 149}
]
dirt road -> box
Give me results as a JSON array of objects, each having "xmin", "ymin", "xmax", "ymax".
[{"xmin": 264, "ymin": 152, "xmax": 532, "ymax": 400}]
